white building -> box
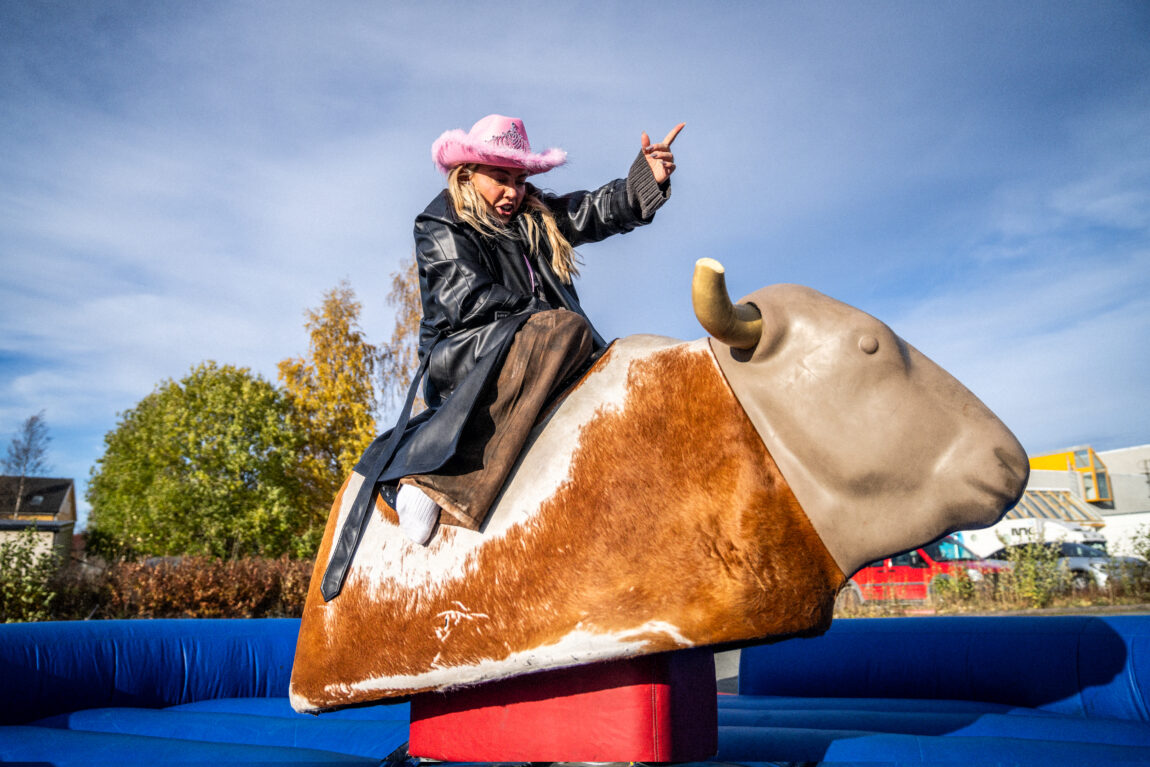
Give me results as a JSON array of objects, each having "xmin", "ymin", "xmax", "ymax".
[
  {"xmin": 1092, "ymin": 444, "xmax": 1150, "ymax": 555},
  {"xmin": 956, "ymin": 444, "xmax": 1150, "ymax": 557}
]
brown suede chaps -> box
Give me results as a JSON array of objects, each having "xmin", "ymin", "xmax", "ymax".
[{"xmin": 402, "ymin": 309, "xmax": 594, "ymax": 530}]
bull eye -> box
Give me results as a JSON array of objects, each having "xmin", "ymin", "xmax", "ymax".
[{"xmin": 859, "ymin": 335, "xmax": 879, "ymax": 354}]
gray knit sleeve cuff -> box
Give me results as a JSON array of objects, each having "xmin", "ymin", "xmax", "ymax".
[{"xmin": 626, "ymin": 151, "xmax": 671, "ymax": 221}]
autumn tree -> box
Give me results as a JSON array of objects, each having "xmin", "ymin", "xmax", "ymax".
[
  {"xmin": 86, "ymin": 362, "xmax": 309, "ymax": 559},
  {"xmin": 378, "ymin": 253, "xmax": 424, "ymax": 415},
  {"xmin": 278, "ymin": 282, "xmax": 379, "ymax": 523},
  {"xmin": 2, "ymin": 410, "xmax": 52, "ymax": 516}
]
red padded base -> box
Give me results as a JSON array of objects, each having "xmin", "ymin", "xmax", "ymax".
[{"xmin": 409, "ymin": 649, "xmax": 718, "ymax": 762}]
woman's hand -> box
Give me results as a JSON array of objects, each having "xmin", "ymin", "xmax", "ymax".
[{"xmin": 641, "ymin": 123, "xmax": 685, "ymax": 184}]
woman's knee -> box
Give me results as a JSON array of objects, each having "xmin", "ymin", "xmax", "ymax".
[{"xmin": 541, "ymin": 310, "xmax": 593, "ymax": 357}]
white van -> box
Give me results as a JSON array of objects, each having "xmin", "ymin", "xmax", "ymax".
[{"xmin": 956, "ymin": 517, "xmax": 1107, "ymax": 559}]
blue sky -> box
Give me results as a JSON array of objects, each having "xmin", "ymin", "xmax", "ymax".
[{"xmin": 2, "ymin": 1, "xmax": 1148, "ymax": 527}]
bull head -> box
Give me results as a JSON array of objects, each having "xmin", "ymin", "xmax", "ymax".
[{"xmin": 691, "ymin": 258, "xmax": 1029, "ymax": 577}]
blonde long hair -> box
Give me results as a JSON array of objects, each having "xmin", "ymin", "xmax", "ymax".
[{"xmin": 447, "ymin": 164, "xmax": 579, "ymax": 284}]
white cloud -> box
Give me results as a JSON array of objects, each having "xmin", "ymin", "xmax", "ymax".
[{"xmin": 887, "ymin": 248, "xmax": 1150, "ymax": 454}]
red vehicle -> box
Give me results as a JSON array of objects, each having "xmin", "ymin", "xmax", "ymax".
[{"xmin": 838, "ymin": 535, "xmax": 1010, "ymax": 607}]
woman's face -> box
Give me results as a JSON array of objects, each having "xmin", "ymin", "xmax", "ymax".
[{"xmin": 468, "ymin": 164, "xmax": 528, "ymax": 223}]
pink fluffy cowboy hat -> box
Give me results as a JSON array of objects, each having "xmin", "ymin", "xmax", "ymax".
[{"xmin": 431, "ymin": 114, "xmax": 567, "ymax": 176}]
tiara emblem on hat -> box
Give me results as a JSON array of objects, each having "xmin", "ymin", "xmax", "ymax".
[{"xmin": 486, "ymin": 122, "xmax": 528, "ymax": 152}]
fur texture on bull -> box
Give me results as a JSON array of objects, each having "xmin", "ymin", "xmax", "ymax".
[{"xmin": 290, "ymin": 337, "xmax": 844, "ymax": 712}]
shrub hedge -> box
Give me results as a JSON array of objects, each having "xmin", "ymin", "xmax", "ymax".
[{"xmin": 47, "ymin": 556, "xmax": 313, "ymax": 620}]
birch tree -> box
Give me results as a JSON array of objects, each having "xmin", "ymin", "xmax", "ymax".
[
  {"xmin": 2, "ymin": 411, "xmax": 52, "ymax": 516},
  {"xmin": 378, "ymin": 254, "xmax": 423, "ymax": 415}
]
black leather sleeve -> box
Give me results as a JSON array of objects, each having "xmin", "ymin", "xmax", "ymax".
[
  {"xmin": 414, "ymin": 217, "xmax": 541, "ymax": 334},
  {"xmin": 541, "ymin": 152, "xmax": 670, "ymax": 246}
]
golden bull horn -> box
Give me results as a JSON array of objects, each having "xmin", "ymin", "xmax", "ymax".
[{"xmin": 692, "ymin": 258, "xmax": 763, "ymax": 350}]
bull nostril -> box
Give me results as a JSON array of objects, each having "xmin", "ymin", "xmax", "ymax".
[{"xmin": 994, "ymin": 445, "xmax": 1029, "ymax": 484}]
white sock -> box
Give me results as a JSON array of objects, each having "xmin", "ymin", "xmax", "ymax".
[{"xmin": 396, "ymin": 484, "xmax": 439, "ymax": 545}]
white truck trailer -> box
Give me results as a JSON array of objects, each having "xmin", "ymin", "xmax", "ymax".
[{"xmin": 957, "ymin": 517, "xmax": 1107, "ymax": 559}]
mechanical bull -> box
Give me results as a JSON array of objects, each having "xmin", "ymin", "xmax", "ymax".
[{"xmin": 290, "ymin": 258, "xmax": 1028, "ymax": 713}]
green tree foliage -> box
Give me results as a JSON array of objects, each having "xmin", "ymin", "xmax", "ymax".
[
  {"xmin": 0, "ymin": 525, "xmax": 59, "ymax": 622},
  {"xmin": 1130, "ymin": 525, "xmax": 1150, "ymax": 563},
  {"xmin": 277, "ymin": 282, "xmax": 378, "ymax": 522},
  {"xmin": 1002, "ymin": 541, "xmax": 1064, "ymax": 608},
  {"xmin": 86, "ymin": 362, "xmax": 311, "ymax": 559}
]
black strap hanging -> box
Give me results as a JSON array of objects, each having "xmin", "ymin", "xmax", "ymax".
[{"xmin": 320, "ymin": 333, "xmax": 441, "ymax": 602}]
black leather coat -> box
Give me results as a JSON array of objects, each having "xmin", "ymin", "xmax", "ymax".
[{"xmin": 414, "ymin": 157, "xmax": 666, "ymax": 408}]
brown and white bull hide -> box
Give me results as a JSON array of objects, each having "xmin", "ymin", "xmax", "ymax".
[
  {"xmin": 291, "ymin": 336, "xmax": 843, "ymax": 712},
  {"xmin": 290, "ymin": 274, "xmax": 1028, "ymax": 714}
]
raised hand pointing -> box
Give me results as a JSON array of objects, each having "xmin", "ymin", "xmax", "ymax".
[{"xmin": 641, "ymin": 123, "xmax": 685, "ymax": 184}]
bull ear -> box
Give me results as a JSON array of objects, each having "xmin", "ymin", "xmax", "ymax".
[{"xmin": 692, "ymin": 258, "xmax": 763, "ymax": 350}]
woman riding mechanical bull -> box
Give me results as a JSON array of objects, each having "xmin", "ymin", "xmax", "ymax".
[{"xmin": 321, "ymin": 114, "xmax": 684, "ymax": 596}]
